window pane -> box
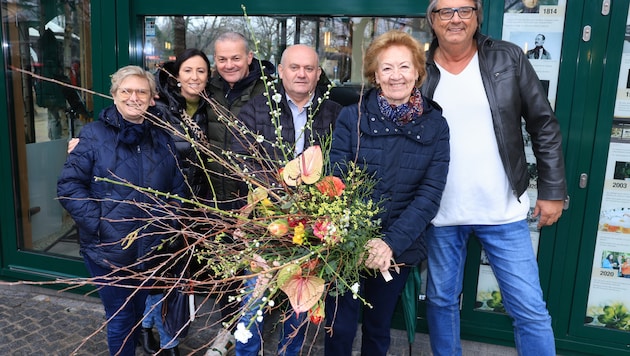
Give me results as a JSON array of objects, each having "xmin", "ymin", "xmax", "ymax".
[
  {"xmin": 142, "ymin": 15, "xmax": 432, "ymax": 85},
  {"xmin": 2, "ymin": 0, "xmax": 92, "ymax": 258}
]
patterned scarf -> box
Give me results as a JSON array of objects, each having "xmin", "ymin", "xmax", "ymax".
[
  {"xmin": 377, "ymin": 87, "xmax": 424, "ymax": 126},
  {"xmin": 180, "ymin": 109, "xmax": 209, "ymax": 147}
]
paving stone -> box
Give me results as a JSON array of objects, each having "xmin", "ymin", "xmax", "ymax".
[{"xmin": 0, "ymin": 283, "xmax": 519, "ymax": 355}]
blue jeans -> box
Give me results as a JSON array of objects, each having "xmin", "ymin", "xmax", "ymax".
[
  {"xmin": 324, "ymin": 268, "xmax": 411, "ymax": 356},
  {"xmin": 142, "ymin": 293, "xmax": 179, "ymax": 349},
  {"xmin": 426, "ymin": 220, "xmax": 555, "ymax": 356},
  {"xmin": 236, "ymin": 273, "xmax": 306, "ymax": 356},
  {"xmin": 83, "ymin": 255, "xmax": 148, "ymax": 356}
]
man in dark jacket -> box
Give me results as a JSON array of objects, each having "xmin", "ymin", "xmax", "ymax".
[
  {"xmin": 233, "ymin": 44, "xmax": 342, "ymax": 356},
  {"xmin": 205, "ymin": 32, "xmax": 276, "ymax": 204},
  {"xmin": 421, "ymin": 1, "xmax": 567, "ymax": 356}
]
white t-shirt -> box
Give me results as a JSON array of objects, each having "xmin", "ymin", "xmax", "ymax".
[{"xmin": 432, "ymin": 53, "xmax": 529, "ymax": 226}]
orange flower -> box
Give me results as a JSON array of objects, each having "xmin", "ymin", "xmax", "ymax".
[
  {"xmin": 268, "ymin": 219, "xmax": 289, "ymax": 237},
  {"xmin": 315, "ymin": 176, "xmax": 345, "ymax": 198},
  {"xmin": 309, "ymin": 300, "xmax": 325, "ymax": 324}
]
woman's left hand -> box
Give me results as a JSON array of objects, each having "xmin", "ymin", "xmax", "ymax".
[{"xmin": 365, "ymin": 238, "xmax": 393, "ymax": 271}]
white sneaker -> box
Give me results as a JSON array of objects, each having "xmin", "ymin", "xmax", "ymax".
[{"xmin": 204, "ymin": 328, "xmax": 236, "ymax": 356}]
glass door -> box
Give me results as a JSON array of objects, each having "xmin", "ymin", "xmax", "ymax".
[
  {"xmin": 1, "ymin": 0, "xmax": 92, "ymax": 268},
  {"xmin": 560, "ymin": 0, "xmax": 630, "ymax": 349}
]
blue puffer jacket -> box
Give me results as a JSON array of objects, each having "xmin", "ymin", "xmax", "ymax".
[
  {"xmin": 57, "ymin": 105, "xmax": 186, "ymax": 270},
  {"xmin": 329, "ymin": 88, "xmax": 450, "ymax": 265}
]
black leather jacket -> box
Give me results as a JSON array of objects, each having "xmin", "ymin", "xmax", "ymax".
[{"xmin": 421, "ymin": 33, "xmax": 567, "ymax": 201}]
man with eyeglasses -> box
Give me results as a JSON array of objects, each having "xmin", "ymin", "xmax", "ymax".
[{"xmin": 421, "ymin": 1, "xmax": 567, "ymax": 356}]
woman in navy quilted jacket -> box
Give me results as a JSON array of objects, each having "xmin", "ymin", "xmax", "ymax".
[
  {"xmin": 324, "ymin": 30, "xmax": 450, "ymax": 356},
  {"xmin": 57, "ymin": 65, "xmax": 186, "ymax": 356}
]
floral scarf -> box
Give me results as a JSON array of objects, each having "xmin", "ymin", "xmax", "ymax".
[{"xmin": 377, "ymin": 87, "xmax": 424, "ymax": 126}]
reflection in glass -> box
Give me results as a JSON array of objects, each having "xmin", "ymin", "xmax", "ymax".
[
  {"xmin": 142, "ymin": 16, "xmax": 431, "ymax": 86},
  {"xmin": 2, "ymin": 0, "xmax": 92, "ymax": 258}
]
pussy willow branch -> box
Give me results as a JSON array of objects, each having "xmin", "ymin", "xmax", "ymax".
[{"xmin": 9, "ymin": 65, "xmax": 112, "ymax": 100}]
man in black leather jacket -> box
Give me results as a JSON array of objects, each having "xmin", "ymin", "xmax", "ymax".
[{"xmin": 421, "ymin": 1, "xmax": 567, "ymax": 356}]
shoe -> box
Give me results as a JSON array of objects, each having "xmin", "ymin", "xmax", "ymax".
[
  {"xmin": 160, "ymin": 346, "xmax": 180, "ymax": 356},
  {"xmin": 140, "ymin": 327, "xmax": 159, "ymax": 355},
  {"xmin": 204, "ymin": 328, "xmax": 236, "ymax": 356}
]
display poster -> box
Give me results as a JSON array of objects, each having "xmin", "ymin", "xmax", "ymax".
[
  {"xmin": 582, "ymin": 9, "xmax": 630, "ymax": 333},
  {"xmin": 474, "ymin": 0, "xmax": 567, "ymax": 314},
  {"xmin": 501, "ymin": 0, "xmax": 566, "ymax": 109}
]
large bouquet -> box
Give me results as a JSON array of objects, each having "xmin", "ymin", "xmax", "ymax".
[
  {"xmin": 131, "ymin": 55, "xmax": 384, "ymax": 341},
  {"xmin": 177, "ymin": 91, "xmax": 383, "ymax": 333}
]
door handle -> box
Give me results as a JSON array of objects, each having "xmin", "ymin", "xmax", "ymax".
[
  {"xmin": 579, "ymin": 173, "xmax": 588, "ymax": 188},
  {"xmin": 602, "ymin": 0, "xmax": 610, "ymax": 16}
]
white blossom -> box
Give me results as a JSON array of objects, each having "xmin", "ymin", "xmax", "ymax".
[
  {"xmin": 351, "ymin": 282, "xmax": 360, "ymax": 295},
  {"xmin": 234, "ymin": 322, "xmax": 253, "ymax": 344},
  {"xmin": 256, "ymin": 135, "xmax": 265, "ymax": 143},
  {"xmin": 272, "ymin": 93, "xmax": 282, "ymax": 103}
]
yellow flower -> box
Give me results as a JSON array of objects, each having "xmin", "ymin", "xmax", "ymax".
[{"xmin": 292, "ymin": 223, "xmax": 305, "ymax": 245}]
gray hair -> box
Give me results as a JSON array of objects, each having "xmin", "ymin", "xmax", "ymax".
[
  {"xmin": 427, "ymin": 0, "xmax": 483, "ymax": 28},
  {"xmin": 109, "ymin": 65, "xmax": 157, "ymax": 97},
  {"xmin": 214, "ymin": 31, "xmax": 251, "ymax": 53}
]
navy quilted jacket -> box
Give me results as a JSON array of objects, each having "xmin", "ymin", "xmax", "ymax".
[
  {"xmin": 57, "ymin": 105, "xmax": 186, "ymax": 270},
  {"xmin": 329, "ymin": 88, "xmax": 450, "ymax": 265}
]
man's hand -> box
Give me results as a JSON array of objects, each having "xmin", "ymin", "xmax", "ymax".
[{"xmin": 533, "ymin": 199, "xmax": 564, "ymax": 228}]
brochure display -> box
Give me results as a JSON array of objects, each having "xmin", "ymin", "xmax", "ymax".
[
  {"xmin": 583, "ymin": 8, "xmax": 630, "ymax": 332},
  {"xmin": 474, "ymin": 0, "xmax": 567, "ymax": 314}
]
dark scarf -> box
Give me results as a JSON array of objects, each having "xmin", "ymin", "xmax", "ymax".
[
  {"xmin": 118, "ymin": 115, "xmax": 150, "ymax": 146},
  {"xmin": 377, "ymin": 87, "xmax": 424, "ymax": 126}
]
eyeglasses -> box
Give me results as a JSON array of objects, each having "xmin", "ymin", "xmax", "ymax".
[
  {"xmin": 432, "ymin": 6, "xmax": 477, "ymax": 21},
  {"xmin": 118, "ymin": 88, "xmax": 150, "ymax": 100}
]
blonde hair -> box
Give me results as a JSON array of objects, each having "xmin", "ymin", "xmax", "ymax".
[
  {"xmin": 363, "ymin": 30, "xmax": 427, "ymax": 88},
  {"xmin": 109, "ymin": 65, "xmax": 157, "ymax": 97}
]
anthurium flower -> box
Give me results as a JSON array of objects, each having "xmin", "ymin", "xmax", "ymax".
[
  {"xmin": 280, "ymin": 275, "xmax": 325, "ymax": 314},
  {"xmin": 309, "ymin": 300, "xmax": 325, "ymax": 324},
  {"xmin": 282, "ymin": 145, "xmax": 323, "ymax": 186},
  {"xmin": 268, "ymin": 219, "xmax": 289, "ymax": 237},
  {"xmin": 276, "ymin": 264, "xmax": 302, "ymax": 288},
  {"xmin": 315, "ymin": 176, "xmax": 346, "ymax": 198}
]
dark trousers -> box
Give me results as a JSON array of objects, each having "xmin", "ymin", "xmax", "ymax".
[
  {"xmin": 324, "ymin": 267, "xmax": 411, "ymax": 356},
  {"xmin": 83, "ymin": 255, "xmax": 148, "ymax": 356}
]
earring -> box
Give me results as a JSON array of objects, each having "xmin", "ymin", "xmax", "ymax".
[{"xmin": 177, "ymin": 82, "xmax": 181, "ymax": 87}]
